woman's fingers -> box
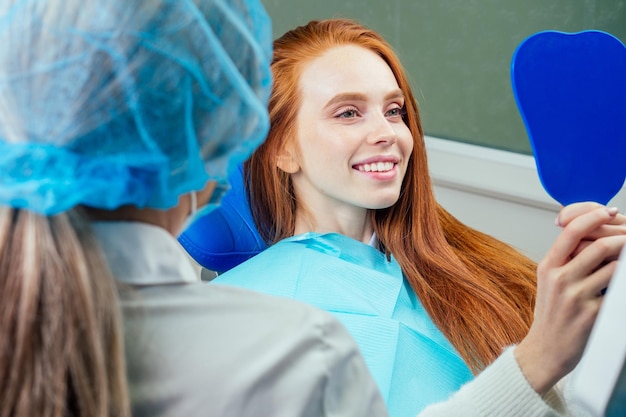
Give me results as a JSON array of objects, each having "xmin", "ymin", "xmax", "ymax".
[
  {"xmin": 572, "ymin": 235, "xmax": 624, "ymax": 297},
  {"xmin": 541, "ymin": 206, "xmax": 620, "ymax": 270},
  {"xmin": 574, "ymin": 224, "xmax": 626, "ymax": 240},
  {"xmin": 565, "ymin": 234, "xmax": 624, "ymax": 278},
  {"xmin": 585, "ymin": 260, "xmax": 616, "ymax": 298},
  {"xmin": 555, "ymin": 202, "xmax": 604, "ymax": 227},
  {"xmin": 556, "ymin": 203, "xmax": 626, "ymax": 239}
]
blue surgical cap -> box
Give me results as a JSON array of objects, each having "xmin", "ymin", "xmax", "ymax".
[{"xmin": 0, "ymin": 0, "xmax": 272, "ymax": 215}]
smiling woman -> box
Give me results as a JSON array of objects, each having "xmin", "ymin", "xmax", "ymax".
[
  {"xmin": 278, "ymin": 44, "xmax": 413, "ymax": 236},
  {"xmin": 209, "ymin": 18, "xmax": 626, "ymax": 417}
]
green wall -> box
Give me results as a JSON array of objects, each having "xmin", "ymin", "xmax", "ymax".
[{"xmin": 263, "ymin": 0, "xmax": 626, "ymax": 154}]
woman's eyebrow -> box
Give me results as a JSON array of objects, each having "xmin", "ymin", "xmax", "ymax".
[
  {"xmin": 323, "ymin": 89, "xmax": 405, "ymax": 110},
  {"xmin": 385, "ymin": 89, "xmax": 405, "ymax": 101},
  {"xmin": 323, "ymin": 92, "xmax": 366, "ymax": 109}
]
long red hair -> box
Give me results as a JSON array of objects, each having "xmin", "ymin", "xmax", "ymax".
[{"xmin": 246, "ymin": 18, "xmax": 537, "ymax": 372}]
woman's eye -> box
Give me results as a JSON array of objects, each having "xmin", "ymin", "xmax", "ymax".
[
  {"xmin": 337, "ymin": 108, "xmax": 359, "ymax": 118},
  {"xmin": 386, "ymin": 107, "xmax": 403, "ymax": 118}
]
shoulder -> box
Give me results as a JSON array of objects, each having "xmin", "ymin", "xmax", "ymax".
[
  {"xmin": 122, "ymin": 281, "xmax": 356, "ymax": 359},
  {"xmin": 209, "ymin": 283, "xmax": 353, "ymax": 341},
  {"xmin": 122, "ymin": 283, "xmax": 379, "ymax": 416}
]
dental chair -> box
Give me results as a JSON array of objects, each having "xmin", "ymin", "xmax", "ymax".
[{"xmin": 179, "ymin": 163, "xmax": 266, "ymax": 274}]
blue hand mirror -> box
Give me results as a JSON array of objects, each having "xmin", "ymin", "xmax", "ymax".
[{"xmin": 511, "ymin": 30, "xmax": 626, "ymax": 205}]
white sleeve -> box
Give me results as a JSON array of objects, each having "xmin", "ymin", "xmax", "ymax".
[
  {"xmin": 558, "ymin": 373, "xmax": 596, "ymax": 417},
  {"xmin": 417, "ymin": 347, "xmax": 567, "ymax": 417}
]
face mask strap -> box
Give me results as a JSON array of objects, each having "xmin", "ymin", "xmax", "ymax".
[{"xmin": 190, "ymin": 191, "xmax": 197, "ymax": 217}]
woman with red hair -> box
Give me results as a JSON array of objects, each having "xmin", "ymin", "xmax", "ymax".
[{"xmin": 212, "ymin": 18, "xmax": 626, "ymax": 416}]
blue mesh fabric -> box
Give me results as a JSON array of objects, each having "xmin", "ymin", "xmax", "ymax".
[{"xmin": 0, "ymin": 0, "xmax": 272, "ymax": 215}]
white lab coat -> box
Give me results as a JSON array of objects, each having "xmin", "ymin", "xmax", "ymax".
[{"xmin": 93, "ymin": 222, "xmax": 387, "ymax": 417}]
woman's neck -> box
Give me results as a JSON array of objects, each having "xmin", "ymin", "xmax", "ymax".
[{"xmin": 293, "ymin": 208, "xmax": 374, "ymax": 244}]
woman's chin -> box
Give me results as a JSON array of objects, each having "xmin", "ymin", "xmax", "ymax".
[{"xmin": 366, "ymin": 196, "xmax": 401, "ymax": 210}]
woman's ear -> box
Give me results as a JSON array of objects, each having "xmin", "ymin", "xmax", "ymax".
[{"xmin": 276, "ymin": 145, "xmax": 300, "ymax": 174}]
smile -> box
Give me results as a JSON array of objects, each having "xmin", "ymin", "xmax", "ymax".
[{"xmin": 355, "ymin": 162, "xmax": 395, "ymax": 172}]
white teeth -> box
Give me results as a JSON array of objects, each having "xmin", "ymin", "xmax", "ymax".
[{"xmin": 358, "ymin": 162, "xmax": 394, "ymax": 172}]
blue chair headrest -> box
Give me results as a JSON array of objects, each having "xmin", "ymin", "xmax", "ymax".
[
  {"xmin": 179, "ymin": 164, "xmax": 267, "ymax": 273},
  {"xmin": 511, "ymin": 30, "xmax": 626, "ymax": 205}
]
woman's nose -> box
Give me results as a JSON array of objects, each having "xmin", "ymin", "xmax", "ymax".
[{"xmin": 367, "ymin": 114, "xmax": 397, "ymax": 145}]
